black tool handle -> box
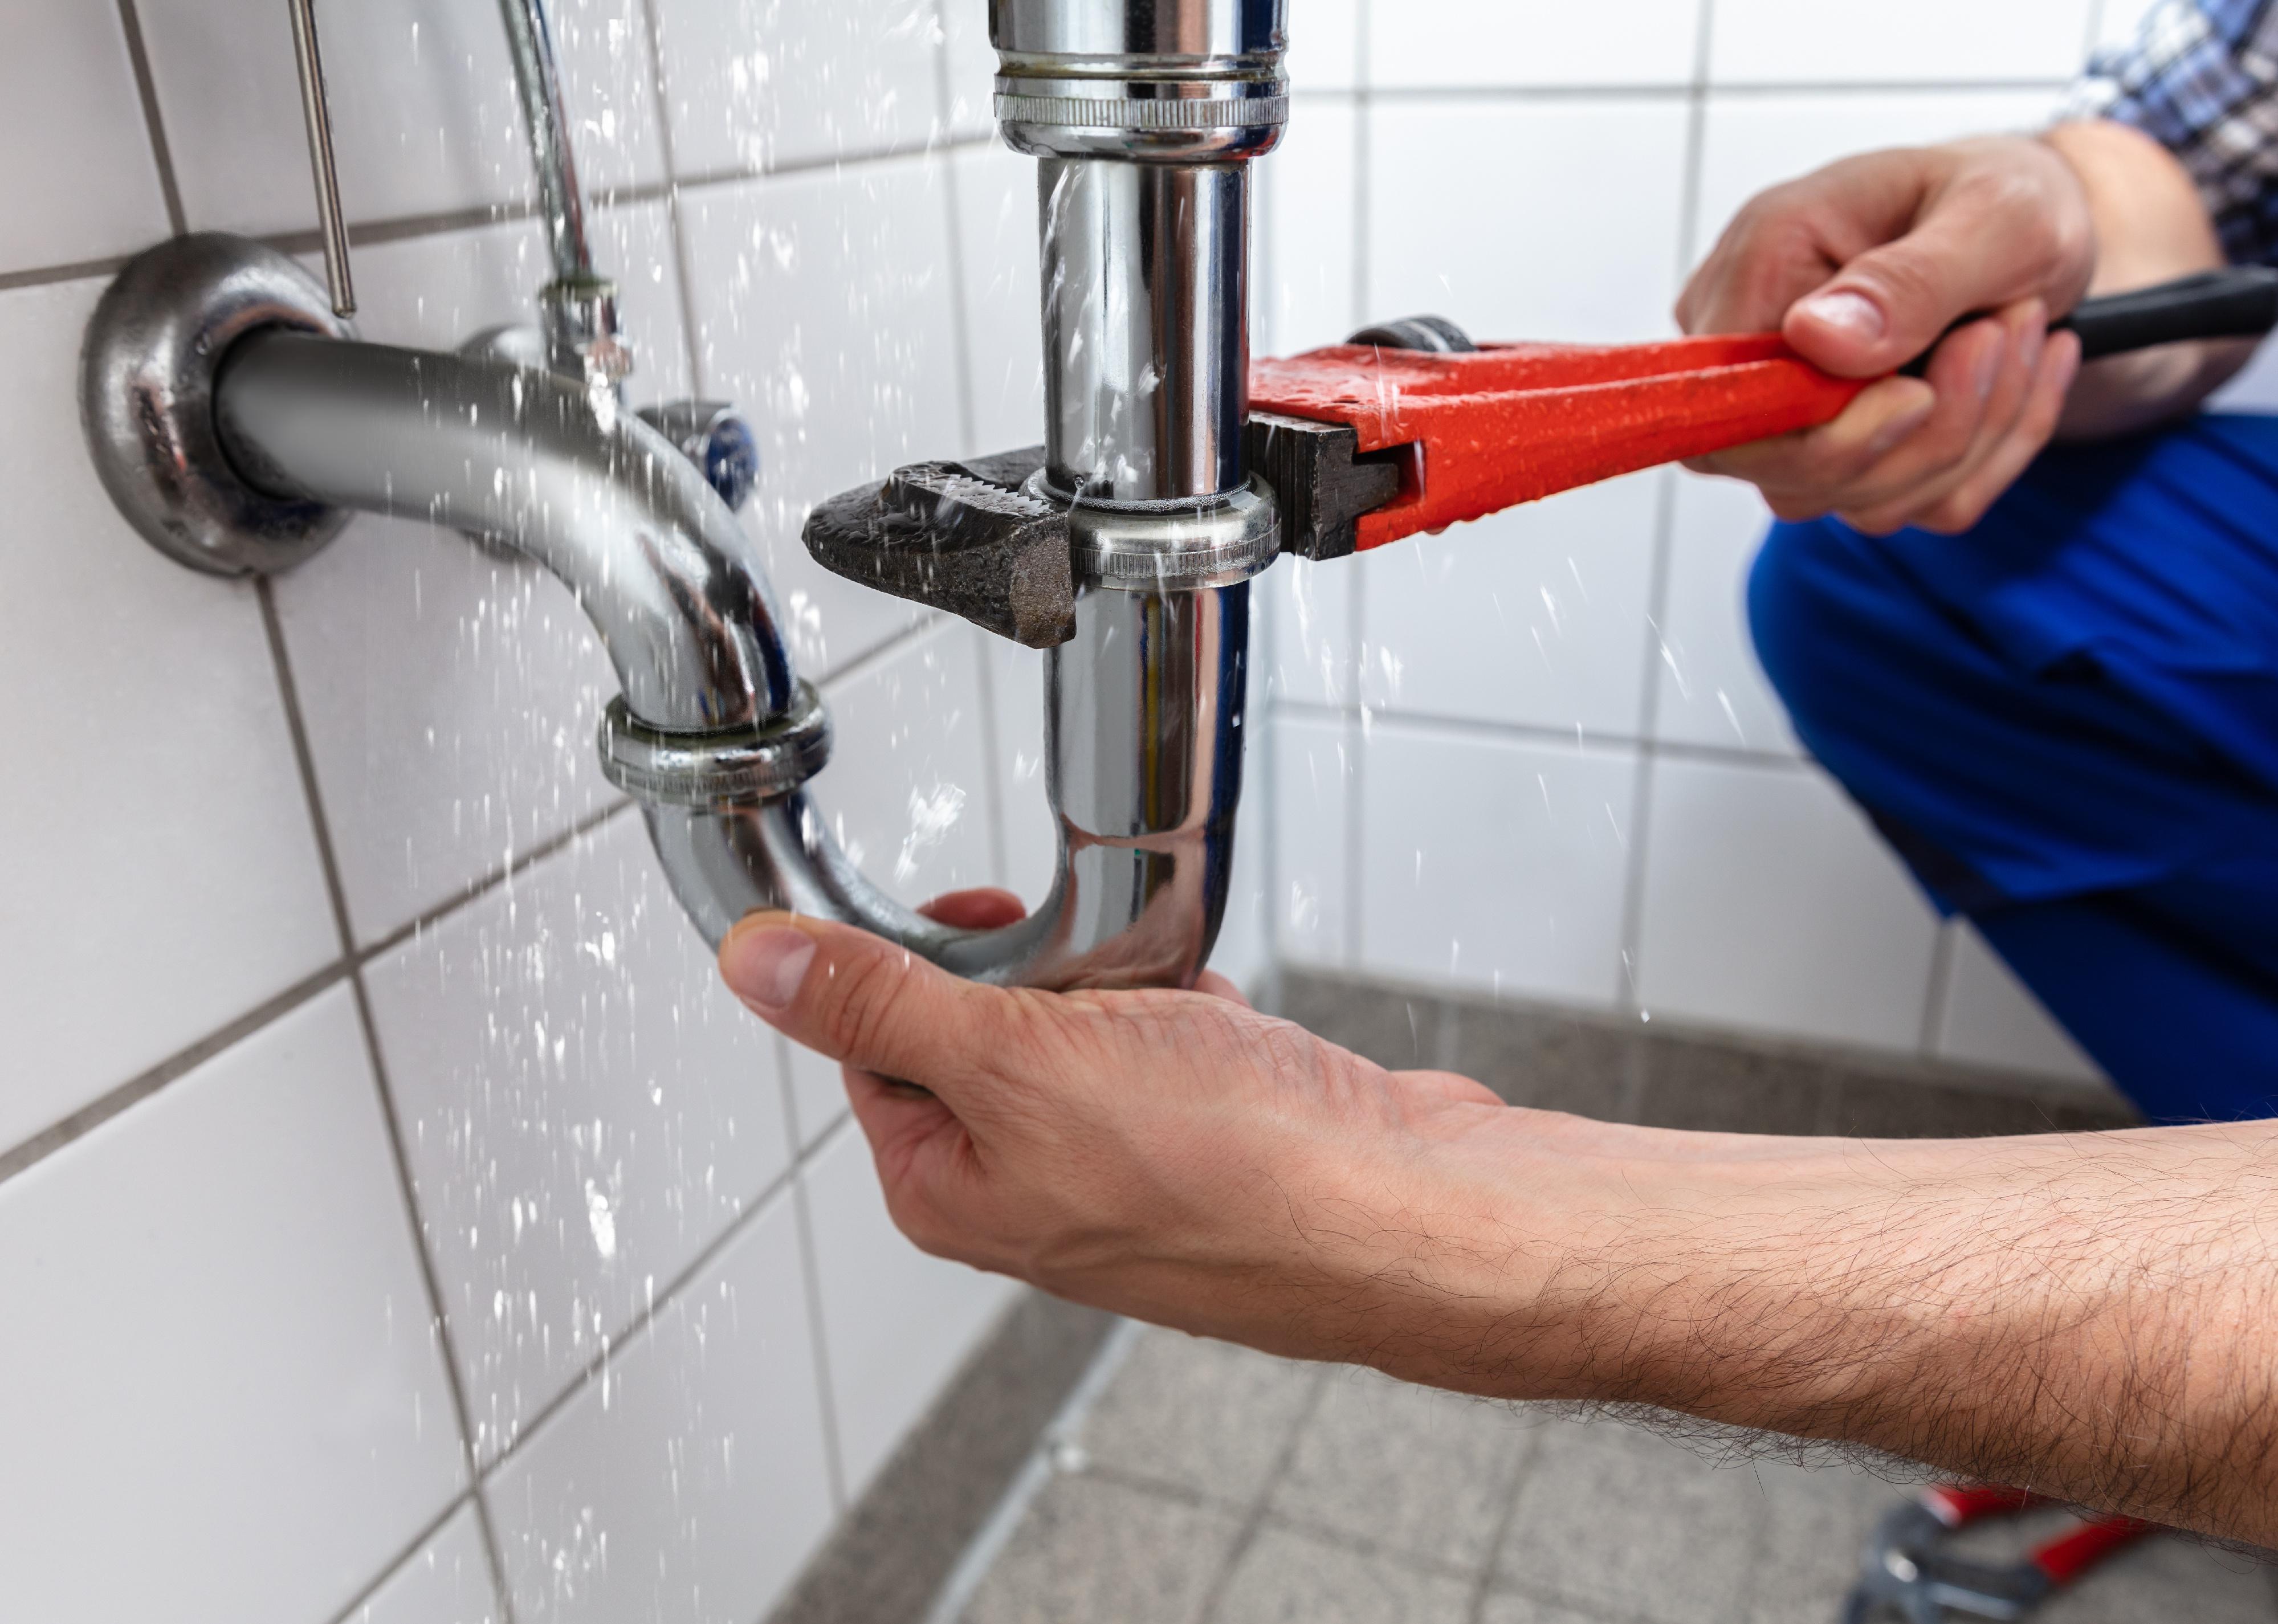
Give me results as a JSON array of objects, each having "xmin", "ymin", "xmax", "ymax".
[
  {"xmin": 1902, "ymin": 266, "xmax": 2278, "ymax": 374},
  {"xmin": 2060, "ymin": 265, "xmax": 2278, "ymax": 358}
]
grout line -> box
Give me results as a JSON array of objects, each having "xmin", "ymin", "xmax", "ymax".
[
  {"xmin": 1272, "ymin": 696, "xmax": 1809, "ymax": 770},
  {"xmin": 258, "ymin": 580, "xmax": 517, "ymax": 1621},
  {"xmin": 0, "ymin": 958, "xmax": 352, "ymax": 1188},
  {"xmin": 916, "ymin": 1317, "xmax": 1147, "ymax": 1624},
  {"xmin": 1196, "ymin": 1365, "xmax": 1336, "ymax": 1624},
  {"xmin": 1463, "ymin": 1416, "xmax": 1553, "ymax": 1621},
  {"xmin": 0, "ymin": 254, "xmax": 136, "ymax": 294},
  {"xmin": 319, "ymin": 1490, "xmax": 481, "ymax": 1624},
  {"xmin": 114, "ymin": 0, "xmax": 187, "ymax": 238},
  {"xmin": 793, "ymin": 1159, "xmax": 853, "ymax": 1513},
  {"xmin": 1337, "ymin": 77, "xmax": 2072, "ymax": 102},
  {"xmin": 818, "ymin": 613, "xmax": 951, "ymax": 693},
  {"xmin": 634, "ymin": 0, "xmax": 710, "ymax": 398},
  {"xmin": 474, "ymin": 1133, "xmax": 832, "ymax": 1478}
]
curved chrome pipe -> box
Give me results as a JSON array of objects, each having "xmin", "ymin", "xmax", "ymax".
[
  {"xmin": 217, "ymin": 330, "xmax": 790, "ymax": 733},
  {"xmin": 209, "ymin": 321, "xmax": 1245, "ymax": 988}
]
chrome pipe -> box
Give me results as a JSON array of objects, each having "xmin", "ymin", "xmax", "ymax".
[
  {"xmin": 214, "ymin": 329, "xmax": 790, "ymax": 731},
  {"xmin": 1040, "ymin": 158, "xmax": 1248, "ymax": 501},
  {"xmin": 205, "ymin": 318, "xmax": 1245, "ymax": 987},
  {"xmin": 496, "ymin": 0, "xmax": 593, "ymax": 284}
]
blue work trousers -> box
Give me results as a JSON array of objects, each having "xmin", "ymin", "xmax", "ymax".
[{"xmin": 1751, "ymin": 414, "xmax": 2278, "ymax": 1123}]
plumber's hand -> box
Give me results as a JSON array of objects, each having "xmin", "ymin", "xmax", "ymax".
[
  {"xmin": 1678, "ymin": 134, "xmax": 2090, "ymax": 535},
  {"xmin": 716, "ymin": 901, "xmax": 1563, "ymax": 1374}
]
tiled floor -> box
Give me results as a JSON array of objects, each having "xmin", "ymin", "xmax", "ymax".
[
  {"xmin": 942, "ymin": 972, "xmax": 2273, "ymax": 1624},
  {"xmin": 956, "ymin": 1331, "xmax": 2278, "ymax": 1624}
]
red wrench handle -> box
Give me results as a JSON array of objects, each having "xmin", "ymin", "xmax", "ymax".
[{"xmin": 2031, "ymin": 1515, "xmax": 2154, "ymax": 1584}]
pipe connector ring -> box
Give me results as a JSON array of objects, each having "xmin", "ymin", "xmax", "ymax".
[
  {"xmin": 1044, "ymin": 472, "xmax": 1281, "ymax": 592},
  {"xmin": 600, "ymin": 681, "xmax": 832, "ymax": 806}
]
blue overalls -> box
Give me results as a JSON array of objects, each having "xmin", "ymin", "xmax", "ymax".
[{"xmin": 1751, "ymin": 414, "xmax": 2278, "ymax": 1123}]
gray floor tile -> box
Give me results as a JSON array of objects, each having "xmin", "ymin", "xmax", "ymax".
[
  {"xmin": 1827, "ymin": 1073, "xmax": 2097, "ymax": 1140},
  {"xmin": 1476, "ymin": 1595, "xmax": 1615, "ymax": 1624},
  {"xmin": 1278, "ymin": 972, "xmax": 1445, "ymax": 1071},
  {"xmin": 1270, "ymin": 1367, "xmax": 1531, "ymax": 1572},
  {"xmin": 1492, "ymin": 1418, "xmax": 1763, "ymax": 1624},
  {"xmin": 1078, "ymin": 1328, "xmax": 1325, "ymax": 1505},
  {"xmin": 1448, "ymin": 1002, "xmax": 1642, "ymax": 1119},
  {"xmin": 960, "ymin": 1472, "xmax": 1243, "ymax": 1624},
  {"xmin": 1211, "ymin": 1527, "xmax": 1474, "ymax": 1624},
  {"xmin": 1633, "ymin": 1036, "xmax": 1831, "ymax": 1136},
  {"xmin": 2028, "ymin": 1533, "xmax": 2275, "ymax": 1624},
  {"xmin": 1732, "ymin": 1455, "xmax": 1914, "ymax": 1624}
]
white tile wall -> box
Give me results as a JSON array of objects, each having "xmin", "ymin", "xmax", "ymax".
[
  {"xmin": 486, "ymin": 1185, "xmax": 837, "ymax": 1624},
  {"xmin": 352, "ymin": 1507, "xmax": 502, "ymax": 1624},
  {"xmin": 1653, "ymin": 471, "xmax": 1799, "ymax": 756},
  {"xmin": 0, "ymin": 7, "xmax": 170, "ymax": 271},
  {"xmin": 0, "ymin": 3, "xmax": 2146, "ymax": 1614},
  {"xmin": 1634, "ymin": 757, "xmax": 1941, "ymax": 1050},
  {"xmin": 1359, "ymin": 474, "xmax": 1662, "ymax": 738},
  {"xmin": 1361, "ymin": 725, "xmax": 1637, "ymax": 1005},
  {"xmin": 0, "ymin": 277, "xmax": 338, "ymax": 1148},
  {"xmin": 1707, "ymin": 0, "xmax": 2096, "ymax": 85},
  {"xmin": 1368, "ymin": 99, "xmax": 1692, "ymax": 344},
  {"xmin": 364, "ymin": 813, "xmax": 794, "ymax": 1463},
  {"xmin": 803, "ymin": 1122, "xmax": 1022, "ymax": 1499},
  {"xmin": 0, "ymin": 989, "xmax": 464, "ymax": 1624}
]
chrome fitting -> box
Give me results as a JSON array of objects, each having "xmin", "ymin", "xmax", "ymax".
[
  {"xmin": 598, "ymin": 681, "xmax": 832, "ymax": 807},
  {"xmin": 1046, "ymin": 471, "xmax": 1281, "ymax": 591},
  {"xmin": 992, "ymin": 0, "xmax": 1288, "ymax": 161},
  {"xmin": 540, "ymin": 276, "xmax": 634, "ymax": 390},
  {"xmin": 79, "ymin": 233, "xmax": 354, "ymax": 577}
]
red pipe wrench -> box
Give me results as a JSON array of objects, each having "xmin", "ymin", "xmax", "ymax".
[{"xmin": 1248, "ymin": 267, "xmax": 2278, "ymax": 560}]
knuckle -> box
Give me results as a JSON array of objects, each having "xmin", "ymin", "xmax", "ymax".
[{"xmin": 819, "ymin": 948, "xmax": 907, "ymax": 1063}]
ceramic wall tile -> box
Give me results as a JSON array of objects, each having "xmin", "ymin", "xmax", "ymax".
[
  {"xmin": 1359, "ymin": 724, "xmax": 1636, "ymax": 1004},
  {"xmin": 808, "ymin": 620, "xmax": 1004, "ymax": 909},
  {"xmin": 0, "ymin": 5, "xmax": 170, "ymax": 273},
  {"xmin": 1262, "ymin": 554, "xmax": 1356, "ymax": 711},
  {"xmin": 679, "ymin": 161, "xmax": 961, "ymax": 678},
  {"xmin": 487, "ymin": 1188, "xmax": 836, "ymax": 1624},
  {"xmin": 1270, "ymin": 713, "xmax": 1356, "ymax": 967},
  {"xmin": 1257, "ymin": 98, "xmax": 1358, "ymax": 356},
  {"xmin": 0, "ymin": 277, "xmax": 336, "ymax": 1151},
  {"xmin": 1652, "ymin": 471, "xmax": 1799, "ymax": 756},
  {"xmin": 1636, "ymin": 757, "xmax": 1940, "ymax": 1050},
  {"xmin": 1287, "ymin": 0, "xmax": 1362, "ymax": 90},
  {"xmin": 1708, "ymin": 0, "xmax": 2095, "ymax": 85},
  {"xmin": 349, "ymin": 1504, "xmax": 500, "ymax": 1624},
  {"xmin": 1368, "ymin": 99, "xmax": 1690, "ymax": 345},
  {"xmin": 1936, "ymin": 922, "xmax": 2106, "ymax": 1084},
  {"xmin": 1359, "ymin": 472, "xmax": 1661, "ymax": 740},
  {"xmin": 651, "ymin": 0, "xmax": 945, "ymax": 178},
  {"xmin": 1692, "ymin": 89, "xmax": 2071, "ymax": 263},
  {"xmin": 141, "ymin": 0, "xmax": 665, "ymax": 239},
  {"xmin": 952, "ymin": 143, "xmax": 1046, "ymax": 458},
  {"xmin": 802, "ymin": 1123, "xmax": 1021, "ymax": 1498},
  {"xmin": 0, "ymin": 990, "xmax": 464, "ymax": 1624},
  {"xmin": 1367, "ymin": 0, "xmax": 1702, "ymax": 88},
  {"xmin": 980, "ymin": 630, "xmax": 1061, "ymax": 910},
  {"xmin": 364, "ymin": 814, "xmax": 793, "ymax": 1464},
  {"xmin": 2093, "ymin": 0, "xmax": 2167, "ymax": 51}
]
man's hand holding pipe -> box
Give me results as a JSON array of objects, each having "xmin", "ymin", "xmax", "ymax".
[{"xmin": 722, "ymin": 904, "xmax": 2278, "ymax": 1550}]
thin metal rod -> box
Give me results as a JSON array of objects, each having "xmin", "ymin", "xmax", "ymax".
[
  {"xmin": 497, "ymin": 0, "xmax": 594, "ymax": 283},
  {"xmin": 286, "ymin": 0, "xmax": 355, "ymax": 316}
]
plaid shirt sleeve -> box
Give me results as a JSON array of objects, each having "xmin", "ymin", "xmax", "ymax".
[{"xmin": 2065, "ymin": 0, "xmax": 2278, "ymax": 264}]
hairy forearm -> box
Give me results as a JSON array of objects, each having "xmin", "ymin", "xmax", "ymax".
[
  {"xmin": 1426, "ymin": 1119, "xmax": 2278, "ymax": 1545},
  {"xmin": 2046, "ymin": 119, "xmax": 2259, "ymax": 436}
]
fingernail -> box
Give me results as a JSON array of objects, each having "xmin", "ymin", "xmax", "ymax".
[
  {"xmin": 723, "ymin": 926, "xmax": 816, "ymax": 1015},
  {"xmin": 1798, "ymin": 289, "xmax": 1886, "ymax": 341},
  {"xmin": 1974, "ymin": 332, "xmax": 2004, "ymax": 401}
]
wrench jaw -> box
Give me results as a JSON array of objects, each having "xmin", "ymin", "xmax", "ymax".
[{"xmin": 1840, "ymin": 1491, "xmax": 2146, "ymax": 1624}]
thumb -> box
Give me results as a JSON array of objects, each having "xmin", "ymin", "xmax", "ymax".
[
  {"xmin": 1786, "ymin": 193, "xmax": 2055, "ymax": 377},
  {"xmin": 718, "ymin": 911, "xmax": 997, "ymax": 1094}
]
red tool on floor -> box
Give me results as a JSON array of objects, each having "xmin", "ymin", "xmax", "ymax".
[
  {"xmin": 1246, "ymin": 267, "xmax": 2278, "ymax": 562},
  {"xmin": 1838, "ymin": 1483, "xmax": 2153, "ymax": 1623}
]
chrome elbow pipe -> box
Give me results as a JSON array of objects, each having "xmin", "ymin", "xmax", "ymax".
[{"xmin": 215, "ymin": 329, "xmax": 792, "ymax": 733}]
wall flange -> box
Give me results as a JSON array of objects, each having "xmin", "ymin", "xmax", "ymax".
[{"xmin": 79, "ymin": 233, "xmax": 354, "ymax": 577}]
